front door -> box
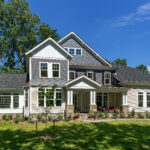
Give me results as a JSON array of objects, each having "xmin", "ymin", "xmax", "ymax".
[{"xmin": 81, "ymin": 92, "xmax": 90, "ymax": 113}]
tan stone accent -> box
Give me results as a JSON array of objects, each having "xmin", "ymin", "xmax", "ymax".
[
  {"xmin": 89, "ymin": 105, "xmax": 97, "ymax": 113},
  {"xmin": 120, "ymin": 105, "xmax": 129, "ymax": 117},
  {"xmin": 66, "ymin": 105, "xmax": 74, "ymax": 114}
]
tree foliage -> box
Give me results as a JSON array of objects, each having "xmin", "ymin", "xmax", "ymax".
[
  {"xmin": 113, "ymin": 58, "xmax": 127, "ymax": 66},
  {"xmin": 0, "ymin": 0, "xmax": 60, "ymax": 73},
  {"xmin": 136, "ymin": 64, "xmax": 148, "ymax": 72}
]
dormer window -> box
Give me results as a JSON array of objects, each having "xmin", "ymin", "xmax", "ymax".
[
  {"xmin": 76, "ymin": 49, "xmax": 81, "ymax": 55},
  {"xmin": 41, "ymin": 63, "xmax": 48, "ymax": 77},
  {"xmin": 104, "ymin": 72, "xmax": 111, "ymax": 85},
  {"xmin": 69, "ymin": 48, "xmax": 75, "ymax": 55},
  {"xmin": 87, "ymin": 72, "xmax": 93, "ymax": 79}
]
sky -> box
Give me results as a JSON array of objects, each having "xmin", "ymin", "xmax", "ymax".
[{"xmin": 27, "ymin": 0, "xmax": 150, "ymax": 68}]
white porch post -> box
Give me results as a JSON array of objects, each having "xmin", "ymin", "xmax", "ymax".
[
  {"xmin": 122, "ymin": 93, "xmax": 127, "ymax": 106},
  {"xmin": 67, "ymin": 90, "xmax": 73, "ymax": 105},
  {"xmin": 11, "ymin": 94, "xmax": 13, "ymax": 108},
  {"xmin": 90, "ymin": 90, "xmax": 96, "ymax": 105}
]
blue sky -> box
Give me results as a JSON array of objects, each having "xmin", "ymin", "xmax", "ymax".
[{"xmin": 28, "ymin": 0, "xmax": 150, "ymax": 68}]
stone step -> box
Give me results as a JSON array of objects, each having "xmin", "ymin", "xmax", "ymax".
[{"xmin": 79, "ymin": 113, "xmax": 88, "ymax": 120}]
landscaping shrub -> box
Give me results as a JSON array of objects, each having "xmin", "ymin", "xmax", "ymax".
[
  {"xmin": 73, "ymin": 113, "xmax": 79, "ymax": 119},
  {"xmin": 128, "ymin": 112, "xmax": 132, "ymax": 118},
  {"xmin": 131, "ymin": 109, "xmax": 135, "ymax": 118},
  {"xmin": 28, "ymin": 118, "xmax": 35, "ymax": 124},
  {"xmin": 137, "ymin": 112, "xmax": 144, "ymax": 119},
  {"xmin": 115, "ymin": 108, "xmax": 120, "ymax": 114},
  {"xmin": 2, "ymin": 114, "xmax": 8, "ymax": 121},
  {"xmin": 88, "ymin": 113, "xmax": 94, "ymax": 119},
  {"xmin": 113, "ymin": 113, "xmax": 118, "ymax": 119},
  {"xmin": 16, "ymin": 114, "xmax": 20, "ymax": 118},
  {"xmin": 57, "ymin": 115, "xmax": 63, "ymax": 121},
  {"xmin": 47, "ymin": 116, "xmax": 53, "ymax": 121},
  {"xmin": 104, "ymin": 112, "xmax": 109, "ymax": 118},
  {"xmin": 14, "ymin": 117, "xmax": 20, "ymax": 124},
  {"xmin": 8, "ymin": 114, "xmax": 13, "ymax": 120},
  {"xmin": 41, "ymin": 118, "xmax": 47, "ymax": 123},
  {"xmin": 145, "ymin": 111, "xmax": 150, "ymax": 119},
  {"xmin": 64, "ymin": 114, "xmax": 72, "ymax": 121},
  {"xmin": 120, "ymin": 112, "xmax": 125, "ymax": 118},
  {"xmin": 37, "ymin": 114, "xmax": 42, "ymax": 121},
  {"xmin": 97, "ymin": 112, "xmax": 104, "ymax": 118}
]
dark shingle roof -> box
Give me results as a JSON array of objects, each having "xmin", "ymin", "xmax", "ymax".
[
  {"xmin": 112, "ymin": 64, "xmax": 150, "ymax": 83},
  {"xmin": 0, "ymin": 73, "xmax": 27, "ymax": 90}
]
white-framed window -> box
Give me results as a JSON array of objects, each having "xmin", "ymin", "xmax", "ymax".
[
  {"xmin": 25, "ymin": 89, "xmax": 28, "ymax": 107},
  {"xmin": 104, "ymin": 72, "xmax": 111, "ymax": 85},
  {"xmin": 96, "ymin": 92, "xmax": 108, "ymax": 108},
  {"xmin": 64, "ymin": 47, "xmax": 68, "ymax": 51},
  {"xmin": 38, "ymin": 88, "xmax": 62, "ymax": 107},
  {"xmin": 147, "ymin": 92, "xmax": 150, "ymax": 107},
  {"xmin": 87, "ymin": 72, "xmax": 93, "ymax": 79},
  {"xmin": 69, "ymin": 48, "xmax": 75, "ymax": 55},
  {"xmin": 138, "ymin": 92, "xmax": 143, "ymax": 107},
  {"xmin": 76, "ymin": 48, "xmax": 82, "ymax": 55},
  {"xmin": 69, "ymin": 71, "xmax": 75, "ymax": 80},
  {"xmin": 40, "ymin": 63, "xmax": 48, "ymax": 77},
  {"xmin": 13, "ymin": 93, "xmax": 19, "ymax": 108},
  {"xmin": 52, "ymin": 63, "xmax": 60, "ymax": 78}
]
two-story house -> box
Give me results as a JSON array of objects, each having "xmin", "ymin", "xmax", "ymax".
[{"xmin": 1, "ymin": 32, "xmax": 150, "ymax": 117}]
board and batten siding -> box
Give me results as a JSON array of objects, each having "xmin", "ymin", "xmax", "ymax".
[
  {"xmin": 30, "ymin": 87, "xmax": 65, "ymax": 114},
  {"xmin": 127, "ymin": 88, "xmax": 150, "ymax": 112}
]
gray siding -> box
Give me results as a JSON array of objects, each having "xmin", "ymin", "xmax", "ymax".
[
  {"xmin": 61, "ymin": 37, "xmax": 105, "ymax": 66},
  {"xmin": 30, "ymin": 58, "xmax": 68, "ymax": 86}
]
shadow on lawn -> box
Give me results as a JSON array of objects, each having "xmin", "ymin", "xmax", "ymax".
[{"xmin": 0, "ymin": 122, "xmax": 150, "ymax": 150}]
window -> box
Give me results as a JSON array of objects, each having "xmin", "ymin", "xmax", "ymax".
[
  {"xmin": 56, "ymin": 89, "xmax": 62, "ymax": 106},
  {"xmin": 138, "ymin": 92, "xmax": 143, "ymax": 107},
  {"xmin": 38, "ymin": 89, "xmax": 44, "ymax": 107},
  {"xmin": 69, "ymin": 48, "xmax": 75, "ymax": 55},
  {"xmin": 25, "ymin": 89, "xmax": 28, "ymax": 107},
  {"xmin": 46, "ymin": 89, "xmax": 54, "ymax": 107},
  {"xmin": 87, "ymin": 72, "xmax": 93, "ymax": 79},
  {"xmin": 69, "ymin": 71, "xmax": 75, "ymax": 80},
  {"xmin": 64, "ymin": 47, "xmax": 68, "ymax": 51},
  {"xmin": 0, "ymin": 93, "xmax": 11, "ymax": 108},
  {"xmin": 103, "ymin": 93, "xmax": 108, "ymax": 108},
  {"xmin": 40, "ymin": 63, "xmax": 48, "ymax": 77},
  {"xmin": 104, "ymin": 72, "xmax": 111, "ymax": 85},
  {"xmin": 147, "ymin": 93, "xmax": 150, "ymax": 107},
  {"xmin": 96, "ymin": 93, "xmax": 102, "ymax": 107},
  {"xmin": 76, "ymin": 49, "xmax": 81, "ymax": 55},
  {"xmin": 52, "ymin": 64, "xmax": 60, "ymax": 78},
  {"xmin": 13, "ymin": 94, "xmax": 19, "ymax": 108}
]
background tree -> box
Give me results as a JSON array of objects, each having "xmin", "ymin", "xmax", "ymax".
[
  {"xmin": 0, "ymin": 0, "xmax": 60, "ymax": 73},
  {"xmin": 113, "ymin": 58, "xmax": 127, "ymax": 66},
  {"xmin": 136, "ymin": 64, "xmax": 148, "ymax": 72}
]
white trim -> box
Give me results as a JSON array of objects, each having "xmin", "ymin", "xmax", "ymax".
[
  {"xmin": 58, "ymin": 32, "xmax": 112, "ymax": 67},
  {"xmin": 29, "ymin": 57, "xmax": 32, "ymax": 80},
  {"xmin": 65, "ymin": 75, "xmax": 102, "ymax": 87},
  {"xmin": 25, "ymin": 37, "xmax": 72, "ymax": 58},
  {"xmin": 67, "ymin": 60, "xmax": 69, "ymax": 81}
]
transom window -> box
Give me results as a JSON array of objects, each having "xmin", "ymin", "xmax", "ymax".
[
  {"xmin": 52, "ymin": 64, "xmax": 60, "ymax": 78},
  {"xmin": 87, "ymin": 72, "xmax": 93, "ymax": 79},
  {"xmin": 138, "ymin": 92, "xmax": 143, "ymax": 107},
  {"xmin": 69, "ymin": 71, "xmax": 75, "ymax": 80},
  {"xmin": 69, "ymin": 49, "xmax": 75, "ymax": 55},
  {"xmin": 40, "ymin": 63, "xmax": 48, "ymax": 77},
  {"xmin": 147, "ymin": 93, "xmax": 150, "ymax": 107},
  {"xmin": 104, "ymin": 72, "xmax": 111, "ymax": 85},
  {"xmin": 38, "ymin": 88, "xmax": 62, "ymax": 107}
]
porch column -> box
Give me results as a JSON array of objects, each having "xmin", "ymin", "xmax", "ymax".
[
  {"xmin": 89, "ymin": 90, "xmax": 97, "ymax": 113},
  {"xmin": 66, "ymin": 90, "xmax": 74, "ymax": 115},
  {"xmin": 120, "ymin": 92, "xmax": 129, "ymax": 115}
]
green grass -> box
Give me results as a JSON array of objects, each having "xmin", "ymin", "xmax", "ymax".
[{"xmin": 0, "ymin": 120, "xmax": 150, "ymax": 150}]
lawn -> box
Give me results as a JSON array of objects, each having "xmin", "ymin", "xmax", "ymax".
[{"xmin": 0, "ymin": 120, "xmax": 150, "ymax": 150}]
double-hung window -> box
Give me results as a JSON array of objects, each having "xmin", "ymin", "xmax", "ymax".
[
  {"xmin": 104, "ymin": 72, "xmax": 111, "ymax": 85},
  {"xmin": 40, "ymin": 63, "xmax": 48, "ymax": 77},
  {"xmin": 52, "ymin": 64, "xmax": 60, "ymax": 78},
  {"xmin": 76, "ymin": 49, "xmax": 81, "ymax": 55},
  {"xmin": 69, "ymin": 71, "xmax": 75, "ymax": 80},
  {"xmin": 69, "ymin": 48, "xmax": 75, "ymax": 55},
  {"xmin": 56, "ymin": 89, "xmax": 62, "ymax": 106},
  {"xmin": 138, "ymin": 92, "xmax": 143, "ymax": 107},
  {"xmin": 38, "ymin": 89, "xmax": 44, "ymax": 107},
  {"xmin": 46, "ymin": 89, "xmax": 54, "ymax": 107},
  {"xmin": 147, "ymin": 93, "xmax": 150, "ymax": 107},
  {"xmin": 87, "ymin": 72, "xmax": 93, "ymax": 79},
  {"xmin": 13, "ymin": 94, "xmax": 19, "ymax": 108}
]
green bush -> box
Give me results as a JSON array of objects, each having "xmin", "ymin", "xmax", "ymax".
[
  {"xmin": 37, "ymin": 114, "xmax": 42, "ymax": 121},
  {"xmin": 28, "ymin": 118, "xmax": 35, "ymax": 124},
  {"xmin": 120, "ymin": 112, "xmax": 125, "ymax": 118},
  {"xmin": 2, "ymin": 114, "xmax": 8, "ymax": 121},
  {"xmin": 14, "ymin": 117, "xmax": 20, "ymax": 124},
  {"xmin": 113, "ymin": 113, "xmax": 118, "ymax": 119},
  {"xmin": 104, "ymin": 112, "xmax": 109, "ymax": 118},
  {"xmin": 97, "ymin": 112, "xmax": 104, "ymax": 118},
  {"xmin": 16, "ymin": 114, "xmax": 20, "ymax": 118},
  {"xmin": 128, "ymin": 112, "xmax": 131, "ymax": 118},
  {"xmin": 8, "ymin": 114, "xmax": 13, "ymax": 120},
  {"xmin": 137, "ymin": 112, "xmax": 144, "ymax": 119},
  {"xmin": 64, "ymin": 114, "xmax": 72, "ymax": 121},
  {"xmin": 41, "ymin": 118, "xmax": 47, "ymax": 123},
  {"xmin": 57, "ymin": 115, "xmax": 63, "ymax": 121},
  {"xmin": 145, "ymin": 111, "xmax": 150, "ymax": 119},
  {"xmin": 48, "ymin": 116, "xmax": 53, "ymax": 121},
  {"xmin": 131, "ymin": 109, "xmax": 135, "ymax": 118}
]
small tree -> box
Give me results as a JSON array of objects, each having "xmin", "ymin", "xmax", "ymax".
[
  {"xmin": 136, "ymin": 64, "xmax": 148, "ymax": 72},
  {"xmin": 113, "ymin": 58, "xmax": 127, "ymax": 66}
]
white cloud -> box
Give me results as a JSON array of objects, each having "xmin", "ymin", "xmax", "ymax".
[{"xmin": 113, "ymin": 2, "xmax": 150, "ymax": 27}]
